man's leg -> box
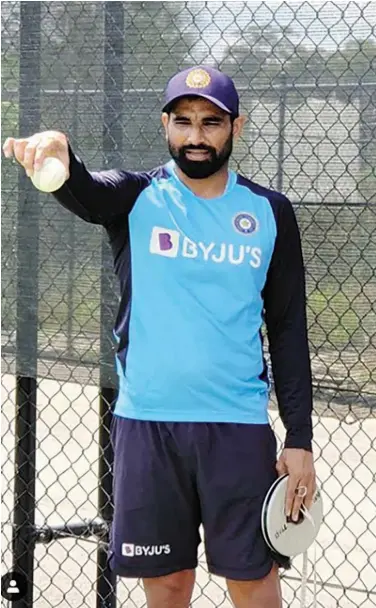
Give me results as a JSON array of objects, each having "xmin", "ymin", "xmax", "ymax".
[
  {"xmin": 226, "ymin": 563, "xmax": 282, "ymax": 608},
  {"xmin": 194, "ymin": 423, "xmax": 290, "ymax": 605},
  {"xmin": 108, "ymin": 417, "xmax": 201, "ymax": 606},
  {"xmin": 143, "ymin": 569, "xmax": 196, "ymax": 608}
]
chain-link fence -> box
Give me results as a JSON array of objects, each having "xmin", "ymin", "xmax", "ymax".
[{"xmin": 1, "ymin": 1, "xmax": 375, "ymax": 607}]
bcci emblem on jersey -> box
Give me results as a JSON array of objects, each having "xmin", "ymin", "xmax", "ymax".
[{"xmin": 233, "ymin": 212, "xmax": 258, "ymax": 235}]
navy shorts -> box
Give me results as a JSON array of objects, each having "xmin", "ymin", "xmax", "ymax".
[{"xmin": 108, "ymin": 416, "xmax": 290, "ymax": 580}]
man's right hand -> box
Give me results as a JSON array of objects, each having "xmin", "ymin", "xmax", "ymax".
[{"xmin": 2, "ymin": 131, "xmax": 70, "ymax": 179}]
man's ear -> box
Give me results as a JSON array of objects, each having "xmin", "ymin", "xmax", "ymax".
[
  {"xmin": 232, "ymin": 115, "xmax": 247, "ymax": 140},
  {"xmin": 161, "ymin": 112, "xmax": 169, "ymax": 140}
]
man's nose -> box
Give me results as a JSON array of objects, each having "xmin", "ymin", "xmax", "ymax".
[{"xmin": 186, "ymin": 127, "xmax": 204, "ymax": 147}]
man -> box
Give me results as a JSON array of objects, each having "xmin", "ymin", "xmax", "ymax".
[{"xmin": 3, "ymin": 66, "xmax": 316, "ymax": 608}]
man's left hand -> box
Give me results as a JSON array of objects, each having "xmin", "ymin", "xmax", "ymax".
[{"xmin": 275, "ymin": 448, "xmax": 316, "ymax": 522}]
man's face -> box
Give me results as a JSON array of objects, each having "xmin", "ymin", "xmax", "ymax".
[{"xmin": 162, "ymin": 98, "xmax": 240, "ymax": 179}]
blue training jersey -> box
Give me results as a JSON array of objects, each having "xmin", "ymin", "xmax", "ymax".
[{"xmin": 54, "ymin": 148, "xmax": 313, "ymax": 450}]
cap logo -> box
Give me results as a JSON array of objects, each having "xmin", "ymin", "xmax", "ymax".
[{"xmin": 185, "ymin": 68, "xmax": 211, "ymax": 89}]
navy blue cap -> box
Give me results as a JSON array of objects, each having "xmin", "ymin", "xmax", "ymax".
[{"xmin": 163, "ymin": 66, "xmax": 239, "ymax": 117}]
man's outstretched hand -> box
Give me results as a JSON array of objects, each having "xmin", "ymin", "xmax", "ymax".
[
  {"xmin": 3, "ymin": 131, "xmax": 69, "ymax": 179},
  {"xmin": 276, "ymin": 448, "xmax": 316, "ymax": 522}
]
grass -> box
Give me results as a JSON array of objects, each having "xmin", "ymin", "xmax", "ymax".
[{"xmin": 307, "ymin": 285, "xmax": 373, "ymax": 350}]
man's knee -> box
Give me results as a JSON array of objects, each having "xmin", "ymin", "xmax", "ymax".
[
  {"xmin": 226, "ymin": 563, "xmax": 282, "ymax": 608},
  {"xmin": 143, "ymin": 568, "xmax": 195, "ymax": 608}
]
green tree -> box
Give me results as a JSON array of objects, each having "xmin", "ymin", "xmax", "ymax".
[
  {"xmin": 220, "ymin": 23, "xmax": 297, "ymax": 89},
  {"xmin": 121, "ymin": 2, "xmax": 197, "ymax": 89},
  {"xmin": 1, "ymin": 2, "xmax": 197, "ymax": 95},
  {"xmin": 326, "ymin": 39, "xmax": 376, "ymax": 202},
  {"xmin": 1, "ymin": 2, "xmax": 20, "ymax": 90},
  {"xmin": 284, "ymin": 38, "xmax": 376, "ymax": 96},
  {"xmin": 34, "ymin": 2, "xmax": 196, "ymax": 90}
]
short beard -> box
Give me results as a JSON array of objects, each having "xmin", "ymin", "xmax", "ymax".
[{"xmin": 168, "ymin": 134, "xmax": 233, "ymax": 179}]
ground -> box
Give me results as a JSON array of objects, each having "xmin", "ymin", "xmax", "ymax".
[{"xmin": 1, "ymin": 374, "xmax": 375, "ymax": 608}]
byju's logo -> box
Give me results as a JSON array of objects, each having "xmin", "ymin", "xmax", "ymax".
[
  {"xmin": 122, "ymin": 543, "xmax": 135, "ymax": 557},
  {"xmin": 121, "ymin": 543, "xmax": 171, "ymax": 557},
  {"xmin": 149, "ymin": 226, "xmax": 262, "ymax": 268},
  {"xmin": 150, "ymin": 227, "xmax": 180, "ymax": 257}
]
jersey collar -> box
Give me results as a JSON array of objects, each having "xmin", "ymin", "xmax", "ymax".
[{"xmin": 165, "ymin": 160, "xmax": 237, "ymax": 201}]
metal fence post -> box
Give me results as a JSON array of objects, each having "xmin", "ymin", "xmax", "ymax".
[
  {"xmin": 13, "ymin": 3, "xmax": 41, "ymax": 607},
  {"xmin": 96, "ymin": 3, "xmax": 124, "ymax": 607},
  {"xmin": 277, "ymin": 71, "xmax": 287, "ymax": 193},
  {"xmin": 66, "ymin": 80, "xmax": 79, "ymax": 357}
]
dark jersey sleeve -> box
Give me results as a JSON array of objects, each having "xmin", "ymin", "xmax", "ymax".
[
  {"xmin": 263, "ymin": 194, "xmax": 313, "ymax": 451},
  {"xmin": 52, "ymin": 145, "xmax": 150, "ymax": 225}
]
